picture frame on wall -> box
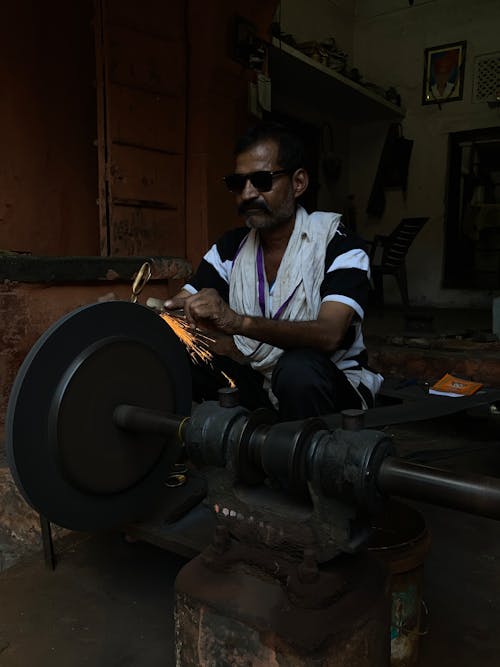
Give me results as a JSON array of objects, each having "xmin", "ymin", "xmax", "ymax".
[{"xmin": 422, "ymin": 41, "xmax": 467, "ymax": 105}]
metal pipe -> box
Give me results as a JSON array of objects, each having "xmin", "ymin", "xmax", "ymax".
[
  {"xmin": 378, "ymin": 457, "xmax": 500, "ymax": 521},
  {"xmin": 113, "ymin": 404, "xmax": 184, "ymax": 439}
]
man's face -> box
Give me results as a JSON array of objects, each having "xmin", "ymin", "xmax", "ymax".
[{"xmin": 234, "ymin": 139, "xmax": 296, "ymax": 230}]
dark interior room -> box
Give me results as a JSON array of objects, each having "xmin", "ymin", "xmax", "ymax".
[{"xmin": 1, "ymin": 1, "xmax": 500, "ymax": 665}]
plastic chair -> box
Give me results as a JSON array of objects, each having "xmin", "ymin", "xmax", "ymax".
[{"xmin": 369, "ymin": 217, "xmax": 429, "ymax": 307}]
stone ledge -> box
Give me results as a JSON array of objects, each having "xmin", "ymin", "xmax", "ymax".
[
  {"xmin": 0, "ymin": 254, "xmax": 192, "ymax": 283},
  {"xmin": 369, "ymin": 343, "xmax": 500, "ymax": 387}
]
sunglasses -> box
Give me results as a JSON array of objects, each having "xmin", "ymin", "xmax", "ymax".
[{"xmin": 223, "ymin": 169, "xmax": 291, "ymax": 194}]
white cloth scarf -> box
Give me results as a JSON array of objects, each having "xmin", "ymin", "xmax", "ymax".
[{"xmin": 229, "ymin": 206, "xmax": 341, "ymax": 406}]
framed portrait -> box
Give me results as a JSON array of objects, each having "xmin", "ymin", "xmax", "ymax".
[{"xmin": 422, "ymin": 41, "xmax": 467, "ymax": 105}]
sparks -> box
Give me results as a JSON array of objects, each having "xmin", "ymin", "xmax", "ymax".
[
  {"xmin": 220, "ymin": 371, "xmax": 236, "ymax": 389},
  {"xmin": 159, "ymin": 312, "xmax": 237, "ymax": 389},
  {"xmin": 160, "ymin": 312, "xmax": 213, "ymax": 365}
]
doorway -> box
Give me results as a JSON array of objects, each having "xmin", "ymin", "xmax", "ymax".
[{"xmin": 444, "ymin": 127, "xmax": 500, "ymax": 289}]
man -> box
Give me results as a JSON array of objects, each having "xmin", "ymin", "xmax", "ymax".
[
  {"xmin": 429, "ymin": 49, "xmax": 460, "ymax": 101},
  {"xmin": 164, "ymin": 122, "xmax": 382, "ymax": 419}
]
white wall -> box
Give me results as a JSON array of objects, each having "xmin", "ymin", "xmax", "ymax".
[
  {"xmin": 351, "ymin": 0, "xmax": 500, "ymax": 307},
  {"xmin": 277, "ymin": 0, "xmax": 355, "ymax": 55}
]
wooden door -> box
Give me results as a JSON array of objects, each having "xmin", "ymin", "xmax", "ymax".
[{"xmin": 95, "ymin": 0, "xmax": 186, "ymax": 257}]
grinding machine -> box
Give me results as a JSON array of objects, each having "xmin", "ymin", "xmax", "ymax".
[{"xmin": 6, "ymin": 300, "xmax": 500, "ymax": 666}]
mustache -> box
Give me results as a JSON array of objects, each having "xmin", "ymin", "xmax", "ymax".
[{"xmin": 238, "ymin": 201, "xmax": 271, "ymax": 216}]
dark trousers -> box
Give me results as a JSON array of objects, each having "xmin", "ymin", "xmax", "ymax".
[{"xmin": 191, "ymin": 347, "xmax": 370, "ymax": 420}]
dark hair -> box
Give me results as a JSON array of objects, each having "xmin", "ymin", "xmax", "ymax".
[{"xmin": 234, "ymin": 121, "xmax": 305, "ymax": 172}]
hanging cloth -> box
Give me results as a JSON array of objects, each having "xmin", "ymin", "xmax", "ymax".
[{"xmin": 366, "ymin": 123, "xmax": 414, "ymax": 218}]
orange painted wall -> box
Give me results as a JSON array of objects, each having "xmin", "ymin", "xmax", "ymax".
[
  {"xmin": 0, "ymin": 1, "xmax": 101, "ymax": 444},
  {"xmin": 0, "ymin": 0, "xmax": 279, "ymax": 445},
  {"xmin": 0, "ymin": 0, "xmax": 277, "ymax": 262},
  {"xmin": 0, "ymin": 1, "xmax": 99, "ymax": 256}
]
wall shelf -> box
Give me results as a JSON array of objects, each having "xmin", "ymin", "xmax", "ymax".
[{"xmin": 269, "ymin": 39, "xmax": 405, "ymax": 124}]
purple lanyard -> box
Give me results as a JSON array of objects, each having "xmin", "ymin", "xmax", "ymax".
[{"xmin": 256, "ymin": 245, "xmax": 299, "ymax": 319}]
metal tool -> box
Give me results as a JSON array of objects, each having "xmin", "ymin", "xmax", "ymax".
[
  {"xmin": 6, "ymin": 300, "xmax": 500, "ymax": 538},
  {"xmin": 146, "ymin": 296, "xmax": 186, "ymax": 323},
  {"xmin": 145, "ymin": 297, "xmax": 165, "ymax": 312},
  {"xmin": 130, "ymin": 261, "xmax": 152, "ymax": 303}
]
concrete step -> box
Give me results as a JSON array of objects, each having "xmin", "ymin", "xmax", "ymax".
[{"xmin": 368, "ymin": 336, "xmax": 500, "ymax": 388}]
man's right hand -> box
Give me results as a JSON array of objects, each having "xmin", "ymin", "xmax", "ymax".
[{"xmin": 163, "ymin": 289, "xmax": 248, "ymax": 364}]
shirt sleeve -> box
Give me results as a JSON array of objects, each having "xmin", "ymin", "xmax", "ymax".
[
  {"xmin": 184, "ymin": 227, "xmax": 249, "ymax": 302},
  {"xmin": 319, "ymin": 229, "xmax": 371, "ymax": 319}
]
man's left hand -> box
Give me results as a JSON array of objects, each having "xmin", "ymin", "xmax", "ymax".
[
  {"xmin": 205, "ymin": 331, "xmax": 249, "ymax": 363},
  {"xmin": 183, "ymin": 288, "xmax": 243, "ymax": 334}
]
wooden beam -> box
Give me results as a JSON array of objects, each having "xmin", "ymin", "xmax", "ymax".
[{"xmin": 0, "ymin": 255, "xmax": 191, "ymax": 283}]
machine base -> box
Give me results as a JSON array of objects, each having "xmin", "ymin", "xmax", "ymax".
[{"xmin": 175, "ymin": 551, "xmax": 391, "ymax": 666}]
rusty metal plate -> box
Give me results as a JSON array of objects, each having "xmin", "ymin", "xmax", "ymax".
[{"xmin": 6, "ymin": 301, "xmax": 191, "ymax": 530}]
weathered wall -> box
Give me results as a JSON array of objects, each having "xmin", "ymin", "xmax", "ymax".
[
  {"xmin": 0, "ymin": 1, "xmax": 100, "ymax": 446},
  {"xmin": 0, "ymin": 1, "xmax": 279, "ymax": 449},
  {"xmin": 186, "ymin": 1, "xmax": 279, "ymax": 267},
  {"xmin": 0, "ymin": 0, "xmax": 277, "ymax": 268},
  {"xmin": 0, "ymin": 1, "xmax": 98, "ymax": 256},
  {"xmin": 351, "ymin": 0, "xmax": 500, "ymax": 307},
  {"xmin": 278, "ymin": 0, "xmax": 355, "ymax": 56}
]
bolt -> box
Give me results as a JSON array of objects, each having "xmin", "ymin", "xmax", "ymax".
[
  {"xmin": 297, "ymin": 547, "xmax": 319, "ymax": 584},
  {"xmin": 218, "ymin": 386, "xmax": 240, "ymax": 408},
  {"xmin": 341, "ymin": 409, "xmax": 365, "ymax": 431}
]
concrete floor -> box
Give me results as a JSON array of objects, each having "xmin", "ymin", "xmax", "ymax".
[
  {"xmin": 0, "ymin": 412, "xmax": 500, "ymax": 666},
  {"xmin": 0, "ymin": 532, "xmax": 187, "ymax": 666},
  {"xmin": 391, "ymin": 413, "xmax": 500, "ymax": 666}
]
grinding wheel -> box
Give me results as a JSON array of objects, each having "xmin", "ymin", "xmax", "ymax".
[{"xmin": 6, "ymin": 300, "xmax": 192, "ymax": 531}]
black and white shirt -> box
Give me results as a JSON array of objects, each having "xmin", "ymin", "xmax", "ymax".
[{"xmin": 184, "ymin": 222, "xmax": 382, "ymax": 399}]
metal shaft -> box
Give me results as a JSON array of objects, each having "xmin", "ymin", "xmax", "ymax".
[
  {"xmin": 378, "ymin": 457, "xmax": 500, "ymax": 521},
  {"xmin": 114, "ymin": 404, "xmax": 500, "ymax": 522},
  {"xmin": 113, "ymin": 404, "xmax": 185, "ymax": 439}
]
